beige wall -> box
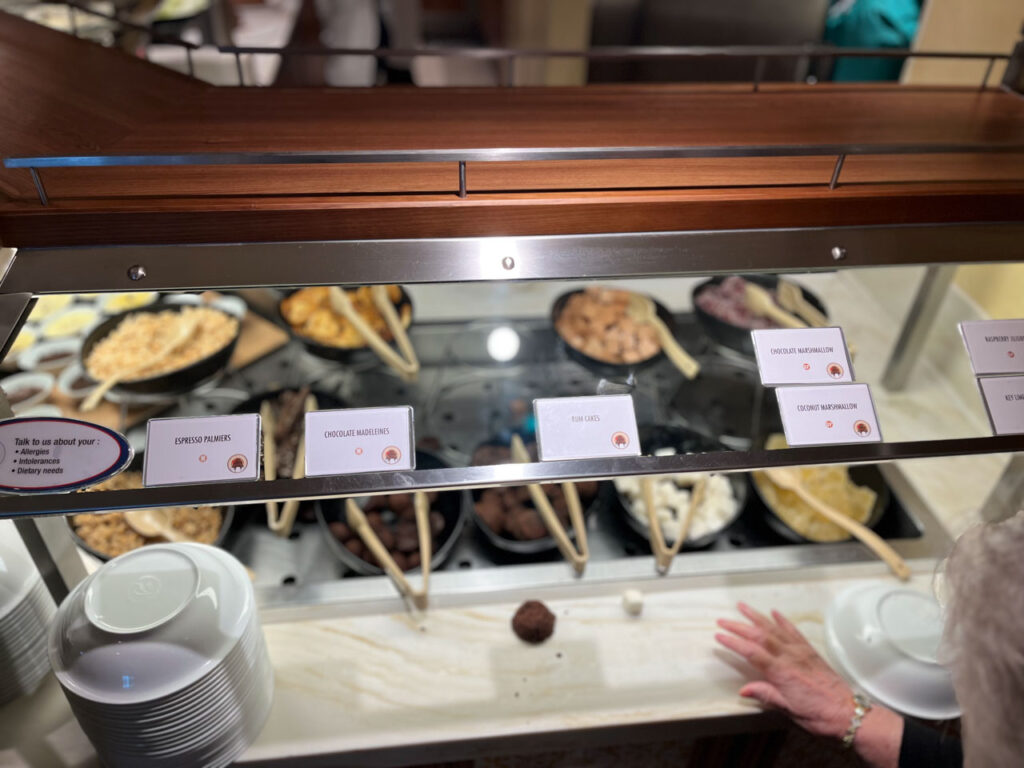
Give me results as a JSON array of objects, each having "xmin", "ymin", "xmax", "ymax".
[{"xmin": 903, "ymin": 0, "xmax": 1024, "ymax": 319}]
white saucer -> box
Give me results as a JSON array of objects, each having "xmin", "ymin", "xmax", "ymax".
[{"xmin": 825, "ymin": 582, "xmax": 960, "ymax": 720}]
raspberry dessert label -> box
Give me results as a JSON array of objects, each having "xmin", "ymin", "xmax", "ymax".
[
  {"xmin": 959, "ymin": 319, "xmax": 1024, "ymax": 376},
  {"xmin": 751, "ymin": 327, "xmax": 854, "ymax": 386},
  {"xmin": 534, "ymin": 394, "xmax": 641, "ymax": 461},
  {"xmin": 145, "ymin": 414, "xmax": 260, "ymax": 486},
  {"xmin": 305, "ymin": 406, "xmax": 415, "ymax": 476},
  {"xmin": 775, "ymin": 384, "xmax": 882, "ymax": 446},
  {"xmin": 977, "ymin": 376, "xmax": 1024, "ymax": 435}
]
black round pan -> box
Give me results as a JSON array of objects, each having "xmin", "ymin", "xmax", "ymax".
[
  {"xmin": 692, "ymin": 275, "xmax": 828, "ymax": 357},
  {"xmin": 278, "ymin": 286, "xmax": 414, "ymax": 364},
  {"xmin": 551, "ymin": 288, "xmax": 678, "ymax": 379},
  {"xmin": 80, "ymin": 302, "xmax": 241, "ymax": 396},
  {"xmin": 468, "ymin": 436, "xmax": 610, "ymax": 558},
  {"xmin": 613, "ymin": 425, "xmax": 748, "ymax": 550},
  {"xmin": 66, "ymin": 453, "xmax": 236, "ymax": 562},
  {"xmin": 750, "ymin": 464, "xmax": 889, "ymax": 545},
  {"xmin": 316, "ymin": 450, "xmax": 467, "ymax": 576}
]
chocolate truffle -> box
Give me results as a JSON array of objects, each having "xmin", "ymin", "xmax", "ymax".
[{"xmin": 511, "ymin": 600, "xmax": 556, "ymax": 644}]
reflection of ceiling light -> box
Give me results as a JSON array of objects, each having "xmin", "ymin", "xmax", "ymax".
[{"xmin": 486, "ymin": 326, "xmax": 520, "ymax": 362}]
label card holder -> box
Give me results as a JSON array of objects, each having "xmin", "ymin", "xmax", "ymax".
[
  {"xmin": 0, "ymin": 417, "xmax": 132, "ymax": 494},
  {"xmin": 751, "ymin": 326, "xmax": 854, "ymax": 386},
  {"xmin": 534, "ymin": 394, "xmax": 641, "ymax": 461},
  {"xmin": 977, "ymin": 375, "xmax": 1024, "ymax": 435},
  {"xmin": 305, "ymin": 406, "xmax": 415, "ymax": 477},
  {"xmin": 959, "ymin": 319, "xmax": 1024, "ymax": 376},
  {"xmin": 145, "ymin": 413, "xmax": 261, "ymax": 487},
  {"xmin": 775, "ymin": 383, "xmax": 882, "ymax": 447}
]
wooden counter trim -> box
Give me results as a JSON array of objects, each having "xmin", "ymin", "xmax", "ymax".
[{"xmin": 2, "ymin": 182, "xmax": 1021, "ymax": 247}]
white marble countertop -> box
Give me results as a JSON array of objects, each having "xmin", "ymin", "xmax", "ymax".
[{"xmin": 240, "ymin": 561, "xmax": 938, "ymax": 765}]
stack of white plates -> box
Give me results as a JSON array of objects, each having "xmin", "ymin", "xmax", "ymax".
[
  {"xmin": 49, "ymin": 543, "xmax": 273, "ymax": 768},
  {"xmin": 0, "ymin": 523, "xmax": 56, "ymax": 705}
]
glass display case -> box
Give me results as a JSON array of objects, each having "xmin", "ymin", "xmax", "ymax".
[{"xmin": 1, "ymin": 237, "xmax": 1020, "ymax": 614}]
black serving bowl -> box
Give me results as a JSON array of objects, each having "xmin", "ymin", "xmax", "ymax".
[
  {"xmin": 551, "ymin": 288, "xmax": 678, "ymax": 379},
  {"xmin": 66, "ymin": 453, "xmax": 236, "ymax": 562},
  {"xmin": 611, "ymin": 425, "xmax": 748, "ymax": 551},
  {"xmin": 750, "ymin": 463, "xmax": 890, "ymax": 545},
  {"xmin": 670, "ymin": 356, "xmax": 770, "ymax": 450},
  {"xmin": 692, "ymin": 275, "xmax": 828, "ymax": 357},
  {"xmin": 468, "ymin": 436, "xmax": 610, "ymax": 559},
  {"xmin": 80, "ymin": 302, "xmax": 241, "ymax": 397},
  {"xmin": 315, "ymin": 450, "xmax": 467, "ymax": 577},
  {"xmin": 278, "ymin": 286, "xmax": 414, "ymax": 364}
]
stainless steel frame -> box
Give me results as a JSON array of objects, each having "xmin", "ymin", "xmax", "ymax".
[
  {"xmin": 3, "ymin": 224, "xmax": 1023, "ymax": 294},
  {"xmin": 0, "ymin": 436, "xmax": 1019, "ymax": 519},
  {"xmin": 881, "ymin": 265, "xmax": 958, "ymax": 391},
  {"xmin": 7, "ymin": 142, "xmax": 1024, "ymax": 205},
  {"xmin": 253, "ymin": 465, "xmax": 951, "ymax": 623}
]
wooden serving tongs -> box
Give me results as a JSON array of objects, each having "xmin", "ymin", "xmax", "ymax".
[
  {"xmin": 763, "ymin": 467, "xmax": 910, "ymax": 581},
  {"xmin": 260, "ymin": 392, "xmax": 318, "ymax": 538},
  {"xmin": 626, "ymin": 293, "xmax": 700, "ymax": 379},
  {"xmin": 328, "ymin": 286, "xmax": 420, "ymax": 381},
  {"xmin": 509, "ymin": 433, "xmax": 589, "ymax": 575},
  {"xmin": 743, "ymin": 281, "xmax": 806, "ymax": 330},
  {"xmin": 775, "ymin": 280, "xmax": 857, "ymax": 358},
  {"xmin": 346, "ymin": 494, "xmax": 433, "ymax": 610},
  {"xmin": 641, "ymin": 474, "xmax": 706, "ymax": 574}
]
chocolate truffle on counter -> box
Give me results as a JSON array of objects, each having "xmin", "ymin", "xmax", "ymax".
[{"xmin": 511, "ymin": 600, "xmax": 556, "ymax": 644}]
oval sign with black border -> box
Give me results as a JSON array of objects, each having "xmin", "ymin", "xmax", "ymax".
[{"xmin": 0, "ymin": 418, "xmax": 133, "ymax": 494}]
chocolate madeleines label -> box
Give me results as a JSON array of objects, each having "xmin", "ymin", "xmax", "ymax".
[{"xmin": 305, "ymin": 406, "xmax": 415, "ymax": 476}]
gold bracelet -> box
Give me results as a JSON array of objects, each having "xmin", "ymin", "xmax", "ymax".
[{"xmin": 841, "ymin": 693, "xmax": 872, "ymax": 749}]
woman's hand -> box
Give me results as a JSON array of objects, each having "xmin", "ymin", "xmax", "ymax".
[{"xmin": 715, "ymin": 602, "xmax": 854, "ymax": 740}]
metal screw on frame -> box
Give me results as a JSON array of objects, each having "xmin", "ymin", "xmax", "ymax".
[
  {"xmin": 979, "ymin": 57, "xmax": 995, "ymax": 92},
  {"xmin": 752, "ymin": 56, "xmax": 766, "ymax": 92},
  {"xmin": 127, "ymin": 265, "xmax": 148, "ymax": 281},
  {"xmin": 29, "ymin": 168, "xmax": 48, "ymax": 206},
  {"xmin": 829, "ymin": 154, "xmax": 846, "ymax": 190},
  {"xmin": 831, "ymin": 246, "xmax": 847, "ymax": 261},
  {"xmin": 501, "ymin": 256, "xmax": 515, "ymax": 271}
]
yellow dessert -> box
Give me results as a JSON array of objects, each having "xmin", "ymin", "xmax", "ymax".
[{"xmin": 753, "ymin": 433, "xmax": 877, "ymax": 542}]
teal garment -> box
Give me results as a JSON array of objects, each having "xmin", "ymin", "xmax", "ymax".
[{"xmin": 825, "ymin": 0, "xmax": 921, "ymax": 81}]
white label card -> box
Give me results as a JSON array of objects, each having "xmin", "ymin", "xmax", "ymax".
[
  {"xmin": 144, "ymin": 414, "xmax": 261, "ymax": 487},
  {"xmin": 775, "ymin": 384, "xmax": 882, "ymax": 446},
  {"xmin": 305, "ymin": 406, "xmax": 415, "ymax": 477},
  {"xmin": 959, "ymin": 319, "xmax": 1024, "ymax": 376},
  {"xmin": 977, "ymin": 376, "xmax": 1024, "ymax": 435},
  {"xmin": 751, "ymin": 327, "xmax": 854, "ymax": 386},
  {"xmin": 534, "ymin": 394, "xmax": 641, "ymax": 461}
]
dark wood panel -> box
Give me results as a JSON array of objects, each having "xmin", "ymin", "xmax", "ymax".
[{"xmin": 3, "ymin": 183, "xmax": 1022, "ymax": 248}]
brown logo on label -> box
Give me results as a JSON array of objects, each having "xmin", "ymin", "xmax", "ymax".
[
  {"xmin": 227, "ymin": 454, "xmax": 248, "ymax": 473},
  {"xmin": 827, "ymin": 362, "xmax": 845, "ymax": 379},
  {"xmin": 611, "ymin": 431, "xmax": 630, "ymax": 450},
  {"xmin": 382, "ymin": 446, "xmax": 402, "ymax": 464},
  {"xmin": 853, "ymin": 420, "xmax": 872, "ymax": 437}
]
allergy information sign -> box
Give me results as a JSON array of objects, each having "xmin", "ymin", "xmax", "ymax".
[
  {"xmin": 534, "ymin": 394, "xmax": 641, "ymax": 461},
  {"xmin": 144, "ymin": 413, "xmax": 261, "ymax": 487},
  {"xmin": 959, "ymin": 319, "xmax": 1024, "ymax": 376},
  {"xmin": 775, "ymin": 383, "xmax": 882, "ymax": 446},
  {"xmin": 304, "ymin": 406, "xmax": 415, "ymax": 476},
  {"xmin": 0, "ymin": 417, "xmax": 132, "ymax": 493},
  {"xmin": 976, "ymin": 376, "xmax": 1024, "ymax": 435},
  {"xmin": 751, "ymin": 327, "xmax": 854, "ymax": 386}
]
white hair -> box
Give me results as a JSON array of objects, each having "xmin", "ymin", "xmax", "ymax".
[{"xmin": 941, "ymin": 510, "xmax": 1024, "ymax": 768}]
